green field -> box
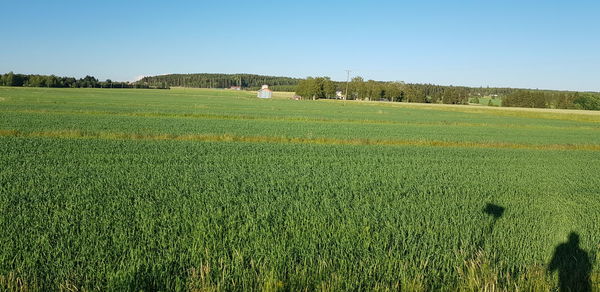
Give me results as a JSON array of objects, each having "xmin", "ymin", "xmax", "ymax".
[
  {"xmin": 1, "ymin": 87, "xmax": 599, "ymax": 291},
  {"xmin": 469, "ymin": 96, "xmax": 503, "ymax": 107}
]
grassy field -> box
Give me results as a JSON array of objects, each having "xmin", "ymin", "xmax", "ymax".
[
  {"xmin": 469, "ymin": 96, "xmax": 503, "ymax": 106},
  {"xmin": 1, "ymin": 87, "xmax": 599, "ymax": 291}
]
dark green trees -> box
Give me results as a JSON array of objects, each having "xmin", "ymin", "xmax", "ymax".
[
  {"xmin": 344, "ymin": 78, "xmax": 404, "ymax": 101},
  {"xmin": 441, "ymin": 86, "xmax": 469, "ymax": 104},
  {"xmin": 139, "ymin": 73, "xmax": 300, "ymax": 91},
  {"xmin": 503, "ymin": 90, "xmax": 584, "ymax": 109},
  {"xmin": 0, "ymin": 72, "xmax": 26, "ymax": 87},
  {"xmin": 574, "ymin": 93, "xmax": 600, "ymax": 110},
  {"xmin": 0, "ymin": 72, "xmax": 161, "ymax": 89},
  {"xmin": 296, "ymin": 77, "xmax": 336, "ymax": 100},
  {"xmin": 3, "ymin": 72, "xmax": 15, "ymax": 86},
  {"xmin": 384, "ymin": 82, "xmax": 404, "ymax": 102}
]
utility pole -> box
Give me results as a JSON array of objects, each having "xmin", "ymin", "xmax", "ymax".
[{"xmin": 344, "ymin": 70, "xmax": 351, "ymax": 100}]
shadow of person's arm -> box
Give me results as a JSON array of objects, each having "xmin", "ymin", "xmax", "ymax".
[{"xmin": 547, "ymin": 246, "xmax": 560, "ymax": 273}]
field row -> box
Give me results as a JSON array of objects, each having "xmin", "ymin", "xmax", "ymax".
[
  {"xmin": 1, "ymin": 137, "xmax": 599, "ymax": 290},
  {"xmin": 2, "ymin": 128, "xmax": 600, "ymax": 152},
  {"xmin": 3, "ymin": 108, "xmax": 600, "ymax": 131},
  {"xmin": 3, "ymin": 110, "xmax": 600, "ymax": 146}
]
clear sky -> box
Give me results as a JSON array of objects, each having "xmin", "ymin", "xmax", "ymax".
[{"xmin": 1, "ymin": 0, "xmax": 599, "ymax": 91}]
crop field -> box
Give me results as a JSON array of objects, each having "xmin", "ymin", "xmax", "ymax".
[{"xmin": 0, "ymin": 87, "xmax": 599, "ymax": 291}]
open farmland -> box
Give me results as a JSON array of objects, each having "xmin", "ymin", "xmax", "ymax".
[{"xmin": 0, "ymin": 87, "xmax": 599, "ymax": 291}]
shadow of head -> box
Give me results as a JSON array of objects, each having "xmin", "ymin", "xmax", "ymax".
[
  {"xmin": 568, "ymin": 232, "xmax": 580, "ymax": 246},
  {"xmin": 483, "ymin": 203, "xmax": 505, "ymax": 220}
]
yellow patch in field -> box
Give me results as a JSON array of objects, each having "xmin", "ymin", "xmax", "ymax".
[{"xmin": 1, "ymin": 129, "xmax": 600, "ymax": 152}]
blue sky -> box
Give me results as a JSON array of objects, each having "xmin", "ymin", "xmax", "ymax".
[{"xmin": 1, "ymin": 0, "xmax": 599, "ymax": 91}]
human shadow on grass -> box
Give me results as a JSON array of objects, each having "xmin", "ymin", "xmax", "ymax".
[
  {"xmin": 548, "ymin": 232, "xmax": 592, "ymax": 292},
  {"xmin": 478, "ymin": 203, "xmax": 505, "ymax": 249},
  {"xmin": 483, "ymin": 203, "xmax": 504, "ymax": 222}
]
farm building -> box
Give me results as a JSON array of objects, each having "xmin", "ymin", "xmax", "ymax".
[{"xmin": 257, "ymin": 84, "xmax": 272, "ymax": 98}]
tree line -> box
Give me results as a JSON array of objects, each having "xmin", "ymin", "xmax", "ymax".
[
  {"xmin": 0, "ymin": 72, "xmax": 165, "ymax": 89},
  {"xmin": 138, "ymin": 73, "xmax": 301, "ymax": 89},
  {"xmin": 3, "ymin": 71, "xmax": 599, "ymax": 110},
  {"xmin": 295, "ymin": 76, "xmax": 600, "ymax": 110},
  {"xmin": 502, "ymin": 90, "xmax": 600, "ymax": 110},
  {"xmin": 297, "ymin": 76, "xmax": 483, "ymax": 104}
]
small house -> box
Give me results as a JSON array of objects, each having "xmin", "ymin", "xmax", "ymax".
[{"xmin": 257, "ymin": 84, "xmax": 272, "ymax": 99}]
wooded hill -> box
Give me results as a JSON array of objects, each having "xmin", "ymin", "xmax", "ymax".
[{"xmin": 138, "ymin": 73, "xmax": 300, "ymax": 92}]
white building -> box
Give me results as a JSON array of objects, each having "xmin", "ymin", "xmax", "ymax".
[{"xmin": 257, "ymin": 84, "xmax": 272, "ymax": 98}]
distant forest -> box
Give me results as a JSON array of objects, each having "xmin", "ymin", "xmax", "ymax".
[
  {"xmin": 139, "ymin": 73, "xmax": 300, "ymax": 91},
  {"xmin": 2, "ymin": 72, "xmax": 599, "ymax": 110},
  {"xmin": 0, "ymin": 72, "xmax": 165, "ymax": 89}
]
